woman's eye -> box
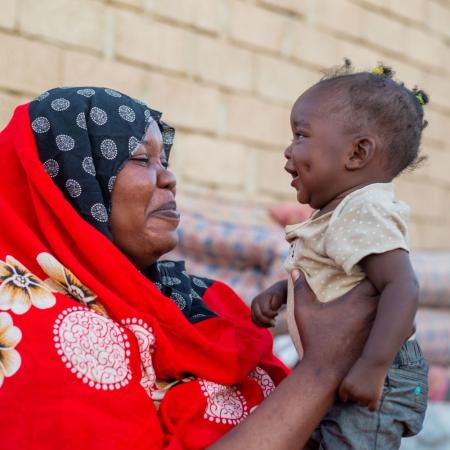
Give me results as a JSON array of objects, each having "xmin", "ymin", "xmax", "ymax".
[{"xmin": 130, "ymin": 156, "xmax": 150, "ymax": 164}]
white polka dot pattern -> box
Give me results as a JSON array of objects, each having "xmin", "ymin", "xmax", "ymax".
[
  {"xmin": 128, "ymin": 136, "xmax": 140, "ymax": 154},
  {"xmin": 65, "ymin": 179, "xmax": 82, "ymax": 198},
  {"xmin": 100, "ymin": 139, "xmax": 118, "ymax": 160},
  {"xmin": 108, "ymin": 176, "xmax": 116, "ymax": 192},
  {"xmin": 82, "ymin": 156, "xmax": 96, "ymax": 176},
  {"xmin": 170, "ymin": 291, "xmax": 187, "ymax": 310},
  {"xmin": 118, "ymin": 105, "xmax": 136, "ymax": 122},
  {"xmin": 43, "ymin": 159, "xmax": 59, "ymax": 177},
  {"xmin": 192, "ymin": 277, "xmax": 208, "ymax": 289},
  {"xmin": 77, "ymin": 88, "xmax": 96, "ymax": 98},
  {"xmin": 144, "ymin": 109, "xmax": 152, "ymax": 122},
  {"xmin": 55, "ymin": 134, "xmax": 75, "ymax": 151},
  {"xmin": 104, "ymin": 88, "xmax": 122, "ymax": 98},
  {"xmin": 161, "ymin": 276, "xmax": 181, "ymax": 286},
  {"xmin": 35, "ymin": 91, "xmax": 49, "ymax": 101},
  {"xmin": 133, "ymin": 97, "xmax": 146, "ymax": 106},
  {"xmin": 158, "ymin": 261, "xmax": 175, "ymax": 268},
  {"xmin": 90, "ymin": 107, "xmax": 108, "ymax": 125},
  {"xmin": 32, "ymin": 116, "xmax": 51, "ymax": 133},
  {"xmin": 51, "ymin": 98, "xmax": 70, "ymax": 111},
  {"xmin": 91, "ymin": 203, "xmax": 108, "ymax": 222},
  {"xmin": 76, "ymin": 112, "xmax": 87, "ymax": 130},
  {"xmin": 284, "ymin": 183, "xmax": 410, "ymax": 304}
]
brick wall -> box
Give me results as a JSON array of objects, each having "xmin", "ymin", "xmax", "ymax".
[{"xmin": 0, "ymin": 0, "xmax": 449, "ymax": 248}]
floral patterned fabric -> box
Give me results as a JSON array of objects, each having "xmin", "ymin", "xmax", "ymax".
[{"xmin": 0, "ymin": 101, "xmax": 288, "ymax": 450}]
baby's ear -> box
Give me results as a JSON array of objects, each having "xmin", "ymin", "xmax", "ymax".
[{"xmin": 345, "ymin": 137, "xmax": 376, "ymax": 170}]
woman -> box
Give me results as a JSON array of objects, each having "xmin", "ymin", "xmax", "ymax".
[{"xmin": 0, "ymin": 87, "xmax": 377, "ymax": 449}]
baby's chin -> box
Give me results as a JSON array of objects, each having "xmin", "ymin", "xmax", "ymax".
[{"xmin": 296, "ymin": 190, "xmax": 312, "ymax": 207}]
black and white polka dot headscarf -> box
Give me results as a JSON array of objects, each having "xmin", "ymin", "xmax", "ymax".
[{"xmin": 29, "ymin": 87, "xmax": 175, "ymax": 239}]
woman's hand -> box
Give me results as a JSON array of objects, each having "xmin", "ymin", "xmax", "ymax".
[
  {"xmin": 209, "ymin": 272, "xmax": 379, "ymax": 450},
  {"xmin": 292, "ymin": 269, "xmax": 378, "ymax": 381},
  {"xmin": 251, "ymin": 280, "xmax": 287, "ymax": 327}
]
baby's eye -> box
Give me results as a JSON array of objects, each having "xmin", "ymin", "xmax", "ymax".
[{"xmin": 292, "ymin": 133, "xmax": 305, "ymax": 143}]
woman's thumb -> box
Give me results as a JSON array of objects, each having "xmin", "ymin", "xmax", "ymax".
[{"xmin": 291, "ymin": 269, "xmax": 301, "ymax": 283}]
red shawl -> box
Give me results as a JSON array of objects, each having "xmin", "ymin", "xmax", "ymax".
[{"xmin": 0, "ymin": 104, "xmax": 288, "ymax": 450}]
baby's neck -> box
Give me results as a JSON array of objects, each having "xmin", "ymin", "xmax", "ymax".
[{"xmin": 316, "ymin": 181, "xmax": 388, "ymax": 218}]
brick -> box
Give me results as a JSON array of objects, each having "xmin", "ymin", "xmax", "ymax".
[
  {"xmin": 427, "ymin": 1, "xmax": 450, "ymax": 39},
  {"xmin": 18, "ymin": 0, "xmax": 107, "ymax": 52},
  {"xmin": 335, "ymin": 40, "xmax": 381, "ymax": 69},
  {"xmin": 404, "ymin": 28, "xmax": 446, "ymax": 71},
  {"xmin": 423, "ymin": 109, "xmax": 449, "ymax": 144},
  {"xmin": 110, "ymin": 0, "xmax": 141, "ymax": 7},
  {"xmin": 177, "ymin": 134, "xmax": 248, "ymax": 188},
  {"xmin": 0, "ymin": 0, "xmax": 16, "ymax": 30},
  {"xmin": 142, "ymin": 0, "xmax": 225, "ymax": 34},
  {"xmin": 255, "ymin": 55, "xmax": 318, "ymax": 104},
  {"xmin": 144, "ymin": 73, "xmax": 225, "ymax": 135},
  {"xmin": 256, "ymin": 149, "xmax": 296, "ymax": 198},
  {"xmin": 380, "ymin": 60, "xmax": 424, "ymax": 91},
  {"xmin": 258, "ymin": 0, "xmax": 308, "ymax": 16},
  {"xmin": 364, "ymin": 11, "xmax": 407, "ymax": 55},
  {"xmin": 314, "ymin": 0, "xmax": 367, "ymax": 41},
  {"xmin": 228, "ymin": 1, "xmax": 294, "ymax": 53},
  {"xmin": 115, "ymin": 9, "xmax": 194, "ymax": 74},
  {"xmin": 395, "ymin": 177, "xmax": 444, "ymax": 220},
  {"xmin": 409, "ymin": 221, "xmax": 450, "ymax": 249},
  {"xmin": 383, "ymin": 0, "xmax": 426, "ymax": 24},
  {"xmin": 0, "ymin": 92, "xmax": 21, "ymax": 130},
  {"xmin": 191, "ymin": 37, "xmax": 255, "ymax": 91},
  {"xmin": 285, "ymin": 24, "xmax": 341, "ymax": 68},
  {"xmin": 0, "ymin": 33, "xmax": 62, "ymax": 94},
  {"xmin": 62, "ymin": 50, "xmax": 225, "ymax": 135},
  {"xmin": 422, "ymin": 72, "xmax": 450, "ymax": 111},
  {"xmin": 421, "ymin": 147, "xmax": 450, "ymax": 186},
  {"xmin": 226, "ymin": 93, "xmax": 291, "ymax": 147},
  {"xmin": 62, "ymin": 51, "xmax": 147, "ymax": 97}
]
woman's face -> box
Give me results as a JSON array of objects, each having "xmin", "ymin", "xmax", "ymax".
[{"xmin": 109, "ymin": 121, "xmax": 179, "ymax": 268}]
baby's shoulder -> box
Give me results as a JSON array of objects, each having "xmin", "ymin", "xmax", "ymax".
[{"xmin": 331, "ymin": 183, "xmax": 410, "ymax": 225}]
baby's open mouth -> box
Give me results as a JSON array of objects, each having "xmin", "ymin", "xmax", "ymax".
[{"xmin": 284, "ymin": 165, "xmax": 299, "ymax": 179}]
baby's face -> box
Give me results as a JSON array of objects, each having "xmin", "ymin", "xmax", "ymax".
[{"xmin": 284, "ymin": 85, "xmax": 355, "ymax": 209}]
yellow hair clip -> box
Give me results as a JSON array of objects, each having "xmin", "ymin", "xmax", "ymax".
[
  {"xmin": 415, "ymin": 92, "xmax": 425, "ymax": 106},
  {"xmin": 371, "ymin": 66, "xmax": 384, "ymax": 76}
]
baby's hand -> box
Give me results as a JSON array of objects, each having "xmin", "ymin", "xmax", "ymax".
[
  {"xmin": 338, "ymin": 358, "xmax": 387, "ymax": 411},
  {"xmin": 251, "ymin": 280, "xmax": 287, "ymax": 328}
]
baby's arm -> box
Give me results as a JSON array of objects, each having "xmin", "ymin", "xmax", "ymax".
[{"xmin": 338, "ymin": 248, "xmax": 419, "ymax": 411}]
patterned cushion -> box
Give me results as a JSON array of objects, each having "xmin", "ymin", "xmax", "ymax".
[
  {"xmin": 429, "ymin": 365, "xmax": 450, "ymax": 402},
  {"xmin": 417, "ymin": 309, "xmax": 450, "ymax": 366}
]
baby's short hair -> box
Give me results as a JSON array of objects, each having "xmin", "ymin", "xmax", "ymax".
[{"xmin": 317, "ymin": 59, "xmax": 428, "ymax": 177}]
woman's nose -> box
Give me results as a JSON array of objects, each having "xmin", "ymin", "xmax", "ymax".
[{"xmin": 157, "ymin": 167, "xmax": 177, "ymax": 191}]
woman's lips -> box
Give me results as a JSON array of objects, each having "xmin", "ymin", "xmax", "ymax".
[{"xmin": 151, "ymin": 201, "xmax": 180, "ymax": 220}]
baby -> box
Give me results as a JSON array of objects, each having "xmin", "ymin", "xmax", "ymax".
[{"xmin": 251, "ymin": 61, "xmax": 429, "ymax": 449}]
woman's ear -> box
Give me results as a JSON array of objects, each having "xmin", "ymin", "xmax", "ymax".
[{"xmin": 345, "ymin": 137, "xmax": 376, "ymax": 170}]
